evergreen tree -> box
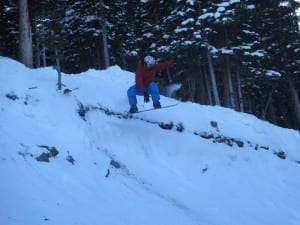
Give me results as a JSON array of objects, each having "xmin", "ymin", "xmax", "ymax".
[
  {"xmin": 61, "ymin": 0, "xmax": 109, "ymax": 71},
  {"xmin": 263, "ymin": 0, "xmax": 300, "ymax": 128},
  {"xmin": 234, "ymin": 0, "xmax": 300, "ymax": 128},
  {"xmin": 0, "ymin": 0, "xmax": 18, "ymax": 59},
  {"xmin": 104, "ymin": 0, "xmax": 141, "ymax": 70}
]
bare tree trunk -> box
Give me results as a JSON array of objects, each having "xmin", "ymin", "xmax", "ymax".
[
  {"xmin": 247, "ymin": 96, "xmax": 252, "ymax": 114},
  {"xmin": 99, "ymin": 0, "xmax": 110, "ymax": 68},
  {"xmin": 207, "ymin": 49, "xmax": 220, "ymax": 105},
  {"xmin": 18, "ymin": 0, "xmax": 33, "ymax": 68},
  {"xmin": 268, "ymin": 102, "xmax": 277, "ymax": 124},
  {"xmin": 203, "ymin": 68, "xmax": 213, "ymax": 105},
  {"xmin": 261, "ymin": 88, "xmax": 275, "ymax": 120},
  {"xmin": 236, "ymin": 71, "xmax": 244, "ymax": 112},
  {"xmin": 119, "ymin": 47, "xmax": 128, "ymax": 70},
  {"xmin": 55, "ymin": 46, "xmax": 62, "ymax": 90},
  {"xmin": 226, "ymin": 55, "xmax": 236, "ymax": 109},
  {"xmin": 41, "ymin": 43, "xmax": 47, "ymax": 67},
  {"xmin": 187, "ymin": 77, "xmax": 196, "ymax": 102},
  {"xmin": 35, "ymin": 34, "xmax": 40, "ymax": 68},
  {"xmin": 101, "ymin": 27, "xmax": 110, "ymax": 68},
  {"xmin": 33, "ymin": 20, "xmax": 40, "ymax": 68},
  {"xmin": 287, "ymin": 76, "xmax": 300, "ymax": 129},
  {"xmin": 95, "ymin": 39, "xmax": 101, "ymax": 69},
  {"xmin": 222, "ymin": 69, "xmax": 230, "ymax": 107},
  {"xmin": 40, "ymin": 5, "xmax": 47, "ymax": 67},
  {"xmin": 166, "ymin": 68, "xmax": 172, "ymax": 83}
]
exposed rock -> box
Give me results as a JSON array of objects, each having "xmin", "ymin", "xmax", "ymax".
[
  {"xmin": 66, "ymin": 155, "xmax": 75, "ymax": 165},
  {"xmin": 274, "ymin": 151, "xmax": 286, "ymax": 159},
  {"xmin": 77, "ymin": 103, "xmax": 90, "ymax": 120},
  {"xmin": 110, "ymin": 160, "xmax": 121, "ymax": 169},
  {"xmin": 36, "ymin": 145, "xmax": 59, "ymax": 162},
  {"xmin": 63, "ymin": 88, "xmax": 72, "ymax": 95},
  {"xmin": 176, "ymin": 122, "xmax": 184, "ymax": 132},
  {"xmin": 105, "ymin": 169, "xmax": 110, "ymax": 178},
  {"xmin": 202, "ymin": 167, "xmax": 208, "ymax": 173},
  {"xmin": 36, "ymin": 152, "xmax": 51, "ymax": 162},
  {"xmin": 159, "ymin": 122, "xmax": 174, "ymax": 130},
  {"xmin": 210, "ymin": 120, "xmax": 218, "ymax": 128},
  {"xmin": 5, "ymin": 92, "xmax": 19, "ymax": 101}
]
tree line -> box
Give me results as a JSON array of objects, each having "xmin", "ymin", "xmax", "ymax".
[{"xmin": 1, "ymin": 0, "xmax": 300, "ymax": 129}]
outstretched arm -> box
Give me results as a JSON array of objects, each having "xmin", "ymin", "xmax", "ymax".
[{"xmin": 152, "ymin": 60, "xmax": 173, "ymax": 73}]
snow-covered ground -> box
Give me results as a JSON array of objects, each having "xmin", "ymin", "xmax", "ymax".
[{"xmin": 0, "ymin": 56, "xmax": 299, "ymax": 225}]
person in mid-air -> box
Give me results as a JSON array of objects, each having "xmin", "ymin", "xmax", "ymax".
[{"xmin": 127, "ymin": 55, "xmax": 173, "ymax": 113}]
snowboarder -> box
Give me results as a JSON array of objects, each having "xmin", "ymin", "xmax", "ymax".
[{"xmin": 127, "ymin": 55, "xmax": 173, "ymax": 113}]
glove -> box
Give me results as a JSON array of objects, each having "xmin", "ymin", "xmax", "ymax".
[{"xmin": 144, "ymin": 92, "xmax": 150, "ymax": 103}]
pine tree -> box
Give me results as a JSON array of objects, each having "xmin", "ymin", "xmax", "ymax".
[
  {"xmin": 104, "ymin": 0, "xmax": 141, "ymax": 70},
  {"xmin": 0, "ymin": 0, "xmax": 18, "ymax": 58},
  {"xmin": 264, "ymin": 0, "xmax": 300, "ymax": 128}
]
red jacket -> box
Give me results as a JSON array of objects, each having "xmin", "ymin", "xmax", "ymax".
[{"xmin": 135, "ymin": 60, "xmax": 173, "ymax": 93}]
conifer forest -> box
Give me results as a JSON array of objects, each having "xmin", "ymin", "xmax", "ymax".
[{"xmin": 1, "ymin": 0, "xmax": 300, "ymax": 129}]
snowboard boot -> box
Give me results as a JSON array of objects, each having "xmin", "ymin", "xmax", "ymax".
[
  {"xmin": 129, "ymin": 105, "xmax": 138, "ymax": 113},
  {"xmin": 153, "ymin": 101, "xmax": 161, "ymax": 109}
]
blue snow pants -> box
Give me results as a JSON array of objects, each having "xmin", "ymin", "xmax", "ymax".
[{"xmin": 127, "ymin": 82, "xmax": 160, "ymax": 107}]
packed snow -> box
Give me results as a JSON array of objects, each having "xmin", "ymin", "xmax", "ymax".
[{"xmin": 0, "ymin": 57, "xmax": 299, "ymax": 225}]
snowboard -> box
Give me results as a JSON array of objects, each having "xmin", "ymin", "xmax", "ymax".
[{"xmin": 132, "ymin": 103, "xmax": 179, "ymax": 114}]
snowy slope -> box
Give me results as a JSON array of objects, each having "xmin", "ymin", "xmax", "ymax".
[{"xmin": 0, "ymin": 57, "xmax": 300, "ymax": 225}]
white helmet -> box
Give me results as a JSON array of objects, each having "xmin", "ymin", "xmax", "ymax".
[{"xmin": 144, "ymin": 55, "xmax": 155, "ymax": 68}]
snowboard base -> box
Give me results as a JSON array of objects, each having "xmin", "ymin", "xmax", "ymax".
[{"xmin": 132, "ymin": 103, "xmax": 179, "ymax": 114}]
